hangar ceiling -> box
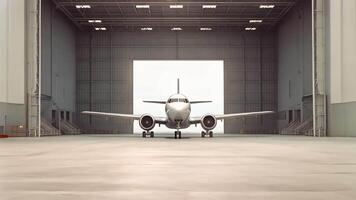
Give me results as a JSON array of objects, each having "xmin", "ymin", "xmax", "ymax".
[{"xmin": 52, "ymin": 0, "xmax": 299, "ymax": 31}]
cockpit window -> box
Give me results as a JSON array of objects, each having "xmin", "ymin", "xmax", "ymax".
[
  {"xmin": 179, "ymin": 98, "xmax": 189, "ymax": 103},
  {"xmin": 168, "ymin": 98, "xmax": 189, "ymax": 103},
  {"xmin": 168, "ymin": 98, "xmax": 179, "ymax": 103}
]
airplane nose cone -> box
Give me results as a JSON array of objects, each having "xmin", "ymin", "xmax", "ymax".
[
  {"xmin": 168, "ymin": 103, "xmax": 190, "ymax": 121},
  {"xmin": 174, "ymin": 104, "xmax": 186, "ymax": 112}
]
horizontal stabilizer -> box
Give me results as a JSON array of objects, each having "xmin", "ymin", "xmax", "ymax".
[{"xmin": 143, "ymin": 101, "xmax": 166, "ymax": 104}]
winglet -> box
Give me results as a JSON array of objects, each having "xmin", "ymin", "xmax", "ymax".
[{"xmin": 177, "ymin": 78, "xmax": 180, "ymax": 94}]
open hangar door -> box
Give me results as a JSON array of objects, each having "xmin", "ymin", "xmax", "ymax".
[{"xmin": 37, "ymin": 0, "xmax": 321, "ymax": 136}]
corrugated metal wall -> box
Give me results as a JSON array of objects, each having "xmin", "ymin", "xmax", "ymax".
[
  {"xmin": 76, "ymin": 31, "xmax": 277, "ymax": 133},
  {"xmin": 41, "ymin": 0, "xmax": 77, "ymax": 122},
  {"xmin": 0, "ymin": 0, "xmax": 26, "ymax": 133},
  {"xmin": 326, "ymin": 0, "xmax": 356, "ymax": 136},
  {"xmin": 277, "ymin": 0, "xmax": 312, "ymax": 128}
]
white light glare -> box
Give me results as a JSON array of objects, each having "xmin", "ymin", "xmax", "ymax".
[
  {"xmin": 200, "ymin": 27, "xmax": 212, "ymax": 31},
  {"xmin": 141, "ymin": 27, "xmax": 153, "ymax": 31},
  {"xmin": 202, "ymin": 5, "xmax": 217, "ymax": 9},
  {"xmin": 259, "ymin": 5, "xmax": 275, "ymax": 9},
  {"xmin": 170, "ymin": 5, "xmax": 183, "ymax": 8},
  {"xmin": 88, "ymin": 20, "xmax": 102, "ymax": 23},
  {"xmin": 249, "ymin": 19, "xmax": 263, "ymax": 23},
  {"xmin": 245, "ymin": 27, "xmax": 257, "ymax": 31},
  {"xmin": 171, "ymin": 27, "xmax": 182, "ymax": 31},
  {"xmin": 95, "ymin": 27, "xmax": 107, "ymax": 31},
  {"xmin": 136, "ymin": 5, "xmax": 150, "ymax": 9},
  {"xmin": 76, "ymin": 5, "xmax": 91, "ymax": 9}
]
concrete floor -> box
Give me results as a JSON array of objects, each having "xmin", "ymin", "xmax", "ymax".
[{"xmin": 1, "ymin": 134, "xmax": 356, "ymax": 200}]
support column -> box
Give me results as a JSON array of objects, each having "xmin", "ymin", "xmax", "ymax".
[
  {"xmin": 26, "ymin": 0, "xmax": 41, "ymax": 137},
  {"xmin": 312, "ymin": 0, "xmax": 327, "ymax": 136}
]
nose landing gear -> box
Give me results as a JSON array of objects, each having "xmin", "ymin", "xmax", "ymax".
[
  {"xmin": 174, "ymin": 131, "xmax": 182, "ymax": 139},
  {"xmin": 174, "ymin": 121, "xmax": 182, "ymax": 139},
  {"xmin": 142, "ymin": 131, "xmax": 154, "ymax": 138},
  {"xmin": 201, "ymin": 130, "xmax": 213, "ymax": 138}
]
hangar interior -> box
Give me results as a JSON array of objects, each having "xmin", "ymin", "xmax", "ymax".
[
  {"xmin": 39, "ymin": 0, "xmax": 311, "ymax": 135},
  {"xmin": 4, "ymin": 2, "xmax": 356, "ymax": 199},
  {"xmin": 1, "ymin": 0, "xmax": 356, "ymax": 137}
]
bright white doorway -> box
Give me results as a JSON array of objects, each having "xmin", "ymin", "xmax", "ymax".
[{"xmin": 133, "ymin": 60, "xmax": 224, "ymax": 134}]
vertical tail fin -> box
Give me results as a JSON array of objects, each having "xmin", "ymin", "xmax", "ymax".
[{"xmin": 177, "ymin": 78, "xmax": 180, "ymax": 94}]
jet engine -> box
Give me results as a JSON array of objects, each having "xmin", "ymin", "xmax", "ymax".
[
  {"xmin": 139, "ymin": 114, "xmax": 155, "ymax": 131},
  {"xmin": 201, "ymin": 114, "xmax": 217, "ymax": 130}
]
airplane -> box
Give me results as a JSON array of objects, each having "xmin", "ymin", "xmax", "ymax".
[{"xmin": 82, "ymin": 79, "xmax": 274, "ymax": 139}]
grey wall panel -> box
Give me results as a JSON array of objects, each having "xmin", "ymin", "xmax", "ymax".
[
  {"xmin": 0, "ymin": 102, "xmax": 26, "ymax": 131},
  {"xmin": 0, "ymin": 0, "xmax": 26, "ymax": 131},
  {"xmin": 41, "ymin": 0, "xmax": 77, "ymax": 123},
  {"xmin": 326, "ymin": 0, "xmax": 356, "ymax": 136},
  {"xmin": 77, "ymin": 31, "xmax": 277, "ymax": 133},
  {"xmin": 277, "ymin": 0, "xmax": 312, "ymax": 128},
  {"xmin": 329, "ymin": 102, "xmax": 356, "ymax": 137}
]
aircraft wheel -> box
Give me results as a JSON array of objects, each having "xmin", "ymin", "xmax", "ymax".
[
  {"xmin": 178, "ymin": 131, "xmax": 182, "ymax": 139},
  {"xmin": 174, "ymin": 131, "xmax": 178, "ymax": 139},
  {"xmin": 209, "ymin": 131, "xmax": 213, "ymax": 137},
  {"xmin": 142, "ymin": 131, "xmax": 146, "ymax": 138},
  {"xmin": 150, "ymin": 131, "xmax": 154, "ymax": 138},
  {"xmin": 201, "ymin": 131, "xmax": 205, "ymax": 138}
]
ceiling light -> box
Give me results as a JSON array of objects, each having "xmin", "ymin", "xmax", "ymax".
[
  {"xmin": 245, "ymin": 27, "xmax": 257, "ymax": 31},
  {"xmin": 200, "ymin": 27, "xmax": 212, "ymax": 31},
  {"xmin": 171, "ymin": 27, "xmax": 182, "ymax": 31},
  {"xmin": 170, "ymin": 5, "xmax": 183, "ymax": 9},
  {"xmin": 259, "ymin": 5, "xmax": 275, "ymax": 9},
  {"xmin": 88, "ymin": 20, "xmax": 102, "ymax": 23},
  {"xmin": 202, "ymin": 5, "xmax": 217, "ymax": 9},
  {"xmin": 136, "ymin": 5, "xmax": 150, "ymax": 9},
  {"xmin": 76, "ymin": 5, "xmax": 91, "ymax": 9},
  {"xmin": 141, "ymin": 27, "xmax": 153, "ymax": 31},
  {"xmin": 95, "ymin": 27, "xmax": 107, "ymax": 31},
  {"xmin": 249, "ymin": 19, "xmax": 263, "ymax": 23}
]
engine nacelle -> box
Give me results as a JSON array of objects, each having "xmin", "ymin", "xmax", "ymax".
[
  {"xmin": 201, "ymin": 114, "xmax": 217, "ymax": 130},
  {"xmin": 139, "ymin": 114, "xmax": 155, "ymax": 131}
]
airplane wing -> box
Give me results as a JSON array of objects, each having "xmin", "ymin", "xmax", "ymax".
[
  {"xmin": 190, "ymin": 101, "xmax": 212, "ymax": 104},
  {"xmin": 189, "ymin": 111, "xmax": 274, "ymax": 124},
  {"xmin": 81, "ymin": 111, "xmax": 167, "ymax": 124},
  {"xmin": 82, "ymin": 111, "xmax": 141, "ymax": 119},
  {"xmin": 143, "ymin": 101, "xmax": 166, "ymax": 104},
  {"xmin": 215, "ymin": 111, "xmax": 275, "ymax": 120}
]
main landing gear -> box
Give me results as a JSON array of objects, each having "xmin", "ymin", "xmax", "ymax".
[
  {"xmin": 142, "ymin": 131, "xmax": 154, "ymax": 138},
  {"xmin": 174, "ymin": 131, "xmax": 182, "ymax": 139},
  {"xmin": 201, "ymin": 130, "xmax": 213, "ymax": 138}
]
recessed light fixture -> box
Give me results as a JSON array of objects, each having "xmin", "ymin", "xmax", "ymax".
[
  {"xmin": 202, "ymin": 5, "xmax": 217, "ymax": 9},
  {"xmin": 171, "ymin": 27, "xmax": 182, "ymax": 31},
  {"xmin": 88, "ymin": 20, "xmax": 102, "ymax": 23},
  {"xmin": 200, "ymin": 27, "xmax": 212, "ymax": 31},
  {"xmin": 259, "ymin": 5, "xmax": 275, "ymax": 9},
  {"xmin": 170, "ymin": 5, "xmax": 183, "ymax": 9},
  {"xmin": 136, "ymin": 5, "xmax": 150, "ymax": 9},
  {"xmin": 95, "ymin": 27, "xmax": 107, "ymax": 31},
  {"xmin": 76, "ymin": 5, "xmax": 91, "ymax": 9},
  {"xmin": 249, "ymin": 19, "xmax": 263, "ymax": 23},
  {"xmin": 141, "ymin": 27, "xmax": 153, "ymax": 31},
  {"xmin": 245, "ymin": 27, "xmax": 257, "ymax": 31}
]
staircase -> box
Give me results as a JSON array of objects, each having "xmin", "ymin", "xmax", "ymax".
[
  {"xmin": 60, "ymin": 120, "xmax": 81, "ymax": 135},
  {"xmin": 280, "ymin": 118, "xmax": 313, "ymax": 136},
  {"xmin": 41, "ymin": 119, "xmax": 60, "ymax": 136},
  {"xmin": 280, "ymin": 120, "xmax": 302, "ymax": 135}
]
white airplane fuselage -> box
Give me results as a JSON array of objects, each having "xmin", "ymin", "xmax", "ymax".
[{"xmin": 165, "ymin": 94, "xmax": 191, "ymax": 129}]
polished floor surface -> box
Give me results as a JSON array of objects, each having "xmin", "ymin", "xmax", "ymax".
[{"xmin": 1, "ymin": 134, "xmax": 356, "ymax": 200}]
